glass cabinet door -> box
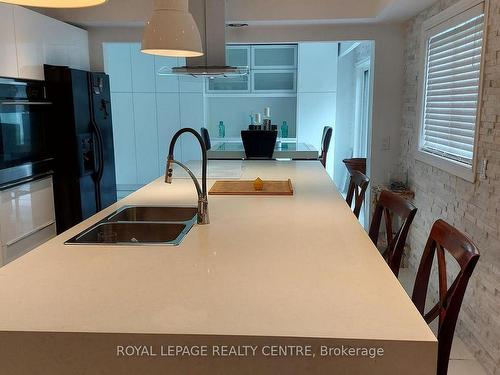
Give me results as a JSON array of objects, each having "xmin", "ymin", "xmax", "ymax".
[
  {"xmin": 252, "ymin": 70, "xmax": 297, "ymax": 93},
  {"xmin": 251, "ymin": 45, "xmax": 297, "ymax": 70},
  {"xmin": 207, "ymin": 75, "xmax": 250, "ymax": 93},
  {"xmin": 226, "ymin": 45, "xmax": 250, "ymax": 68}
]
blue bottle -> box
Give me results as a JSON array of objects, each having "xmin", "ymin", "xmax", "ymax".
[
  {"xmin": 218, "ymin": 121, "xmax": 226, "ymax": 138},
  {"xmin": 281, "ymin": 121, "xmax": 289, "ymax": 139}
]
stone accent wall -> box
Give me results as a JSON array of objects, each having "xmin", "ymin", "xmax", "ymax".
[{"xmin": 399, "ymin": 0, "xmax": 500, "ymax": 373}]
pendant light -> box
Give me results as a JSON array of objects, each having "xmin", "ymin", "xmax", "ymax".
[
  {"xmin": 142, "ymin": 0, "xmax": 203, "ymax": 58},
  {"xmin": 0, "ymin": 0, "xmax": 106, "ymax": 7}
]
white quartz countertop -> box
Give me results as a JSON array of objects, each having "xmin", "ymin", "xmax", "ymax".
[{"xmin": 0, "ymin": 161, "xmax": 435, "ymax": 344}]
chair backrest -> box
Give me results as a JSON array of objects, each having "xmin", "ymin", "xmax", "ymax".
[
  {"xmin": 241, "ymin": 130, "xmax": 277, "ymax": 159},
  {"xmin": 200, "ymin": 127, "xmax": 211, "ymax": 150},
  {"xmin": 345, "ymin": 170, "xmax": 370, "ymax": 218},
  {"xmin": 319, "ymin": 126, "xmax": 333, "ymax": 168},
  {"xmin": 368, "ymin": 190, "xmax": 417, "ymax": 277},
  {"xmin": 342, "ymin": 158, "xmax": 367, "ymax": 175},
  {"xmin": 411, "ymin": 220, "xmax": 480, "ymax": 375}
]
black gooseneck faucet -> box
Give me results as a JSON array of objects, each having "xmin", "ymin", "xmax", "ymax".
[{"xmin": 165, "ymin": 128, "xmax": 209, "ymax": 225}]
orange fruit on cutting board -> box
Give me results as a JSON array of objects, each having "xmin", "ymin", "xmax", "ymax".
[{"xmin": 254, "ymin": 177, "xmax": 264, "ymax": 191}]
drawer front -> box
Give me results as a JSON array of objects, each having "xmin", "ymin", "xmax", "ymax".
[
  {"xmin": 0, "ymin": 176, "xmax": 55, "ymax": 246},
  {"xmin": 2, "ymin": 222, "xmax": 56, "ymax": 265}
]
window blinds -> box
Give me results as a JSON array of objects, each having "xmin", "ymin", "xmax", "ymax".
[{"xmin": 422, "ymin": 13, "xmax": 484, "ymax": 165}]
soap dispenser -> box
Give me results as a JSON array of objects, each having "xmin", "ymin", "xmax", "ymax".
[{"xmin": 218, "ymin": 121, "xmax": 226, "ymax": 138}]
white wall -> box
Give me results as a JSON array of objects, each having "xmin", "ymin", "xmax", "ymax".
[
  {"xmin": 296, "ymin": 42, "xmax": 338, "ymax": 179},
  {"xmin": 333, "ymin": 49, "xmax": 356, "ymax": 192}
]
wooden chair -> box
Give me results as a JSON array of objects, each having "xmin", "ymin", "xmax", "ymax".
[
  {"xmin": 411, "ymin": 220, "xmax": 480, "ymax": 375},
  {"xmin": 342, "ymin": 157, "xmax": 367, "ymax": 175},
  {"xmin": 200, "ymin": 127, "xmax": 211, "ymax": 150},
  {"xmin": 319, "ymin": 126, "xmax": 333, "ymax": 168},
  {"xmin": 345, "ymin": 170, "xmax": 370, "ymax": 218},
  {"xmin": 369, "ymin": 190, "xmax": 417, "ymax": 277}
]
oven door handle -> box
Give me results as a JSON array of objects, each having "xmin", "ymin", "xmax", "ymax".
[{"xmin": 0, "ymin": 101, "xmax": 52, "ymax": 106}]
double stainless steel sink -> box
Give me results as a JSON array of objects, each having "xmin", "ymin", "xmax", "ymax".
[{"xmin": 65, "ymin": 206, "xmax": 198, "ymax": 246}]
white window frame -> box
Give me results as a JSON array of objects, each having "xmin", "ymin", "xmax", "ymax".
[{"xmin": 416, "ymin": 0, "xmax": 489, "ymax": 183}]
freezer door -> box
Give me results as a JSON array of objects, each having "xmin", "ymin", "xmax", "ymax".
[{"xmin": 89, "ymin": 72, "xmax": 117, "ymax": 210}]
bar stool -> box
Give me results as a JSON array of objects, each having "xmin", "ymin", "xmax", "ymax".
[
  {"xmin": 345, "ymin": 170, "xmax": 370, "ymax": 218},
  {"xmin": 200, "ymin": 127, "xmax": 211, "ymax": 150},
  {"xmin": 342, "ymin": 157, "xmax": 367, "ymax": 175},
  {"xmin": 368, "ymin": 190, "xmax": 417, "ymax": 277},
  {"xmin": 411, "ymin": 220, "xmax": 480, "ymax": 375},
  {"xmin": 319, "ymin": 126, "xmax": 333, "ymax": 168}
]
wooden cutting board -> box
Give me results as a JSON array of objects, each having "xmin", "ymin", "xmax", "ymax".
[{"xmin": 209, "ymin": 179, "xmax": 294, "ymax": 196}]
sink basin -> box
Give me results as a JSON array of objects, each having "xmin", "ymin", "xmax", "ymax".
[
  {"xmin": 66, "ymin": 222, "xmax": 190, "ymax": 245},
  {"xmin": 107, "ymin": 206, "xmax": 197, "ymax": 223},
  {"xmin": 65, "ymin": 206, "xmax": 198, "ymax": 246}
]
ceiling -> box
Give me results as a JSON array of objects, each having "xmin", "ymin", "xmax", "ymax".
[{"xmin": 34, "ymin": 0, "xmax": 438, "ymax": 27}]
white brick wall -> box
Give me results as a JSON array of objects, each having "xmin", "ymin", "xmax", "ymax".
[{"xmin": 399, "ymin": 0, "xmax": 500, "ymax": 374}]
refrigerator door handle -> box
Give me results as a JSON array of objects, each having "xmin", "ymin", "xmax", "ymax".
[
  {"xmin": 88, "ymin": 73, "xmax": 105, "ymax": 212},
  {"xmin": 91, "ymin": 120, "xmax": 104, "ymax": 181}
]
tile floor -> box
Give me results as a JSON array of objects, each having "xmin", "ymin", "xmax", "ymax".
[{"xmin": 398, "ymin": 268, "xmax": 487, "ymax": 375}]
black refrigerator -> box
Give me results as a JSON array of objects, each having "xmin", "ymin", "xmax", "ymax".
[{"xmin": 44, "ymin": 65, "xmax": 117, "ymax": 234}]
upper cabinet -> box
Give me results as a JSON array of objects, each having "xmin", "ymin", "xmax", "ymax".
[
  {"xmin": 251, "ymin": 45, "xmax": 297, "ymax": 70},
  {"xmin": 206, "ymin": 45, "xmax": 251, "ymax": 93},
  {"xmin": 207, "ymin": 44, "xmax": 298, "ymax": 95},
  {"xmin": 227, "ymin": 45, "xmax": 250, "ymax": 68},
  {"xmin": 0, "ymin": 4, "xmax": 18, "ymax": 78},
  {"xmin": 0, "ymin": 5, "xmax": 89, "ymax": 80}
]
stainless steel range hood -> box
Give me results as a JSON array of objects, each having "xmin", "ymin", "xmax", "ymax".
[{"xmin": 160, "ymin": 0, "xmax": 248, "ymax": 77}]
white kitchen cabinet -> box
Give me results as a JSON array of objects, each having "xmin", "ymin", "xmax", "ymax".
[
  {"xmin": 297, "ymin": 42, "xmax": 338, "ymax": 93},
  {"xmin": 155, "ymin": 56, "xmax": 180, "ymax": 93},
  {"xmin": 133, "ymin": 93, "xmax": 160, "ymax": 184},
  {"xmin": 111, "ymin": 93, "xmax": 137, "ymax": 187},
  {"xmin": 178, "ymin": 58, "xmax": 204, "ymax": 93},
  {"xmin": 251, "ymin": 45, "xmax": 297, "ymax": 70},
  {"xmin": 130, "ymin": 43, "xmax": 155, "ymax": 93},
  {"xmin": 12, "ymin": 6, "xmax": 44, "ymax": 80},
  {"xmin": 0, "ymin": 4, "xmax": 18, "ymax": 78},
  {"xmin": 252, "ymin": 70, "xmax": 297, "ymax": 93},
  {"xmin": 156, "ymin": 93, "xmax": 181, "ymax": 174},
  {"xmin": 0, "ymin": 176, "xmax": 56, "ymax": 265},
  {"xmin": 179, "ymin": 75, "xmax": 204, "ymax": 93},
  {"xmin": 13, "ymin": 6, "xmax": 89, "ymax": 80},
  {"xmin": 180, "ymin": 93, "xmax": 204, "ymax": 162},
  {"xmin": 297, "ymin": 92, "xmax": 336, "ymax": 178},
  {"xmin": 103, "ymin": 43, "xmax": 133, "ymax": 92}
]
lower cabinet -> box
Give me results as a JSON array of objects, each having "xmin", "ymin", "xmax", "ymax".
[{"xmin": 0, "ymin": 176, "xmax": 56, "ymax": 266}]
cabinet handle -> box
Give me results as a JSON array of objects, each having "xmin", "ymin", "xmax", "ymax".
[{"xmin": 5, "ymin": 221, "xmax": 55, "ymax": 247}]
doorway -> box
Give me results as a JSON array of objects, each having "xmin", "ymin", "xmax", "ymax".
[{"xmin": 333, "ymin": 41, "xmax": 374, "ymax": 227}]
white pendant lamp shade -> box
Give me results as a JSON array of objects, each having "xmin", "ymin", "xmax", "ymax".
[
  {"xmin": 0, "ymin": 0, "xmax": 106, "ymax": 7},
  {"xmin": 142, "ymin": 0, "xmax": 203, "ymax": 58}
]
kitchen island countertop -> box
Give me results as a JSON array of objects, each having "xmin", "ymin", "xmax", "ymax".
[{"xmin": 0, "ymin": 161, "xmax": 436, "ymax": 374}]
